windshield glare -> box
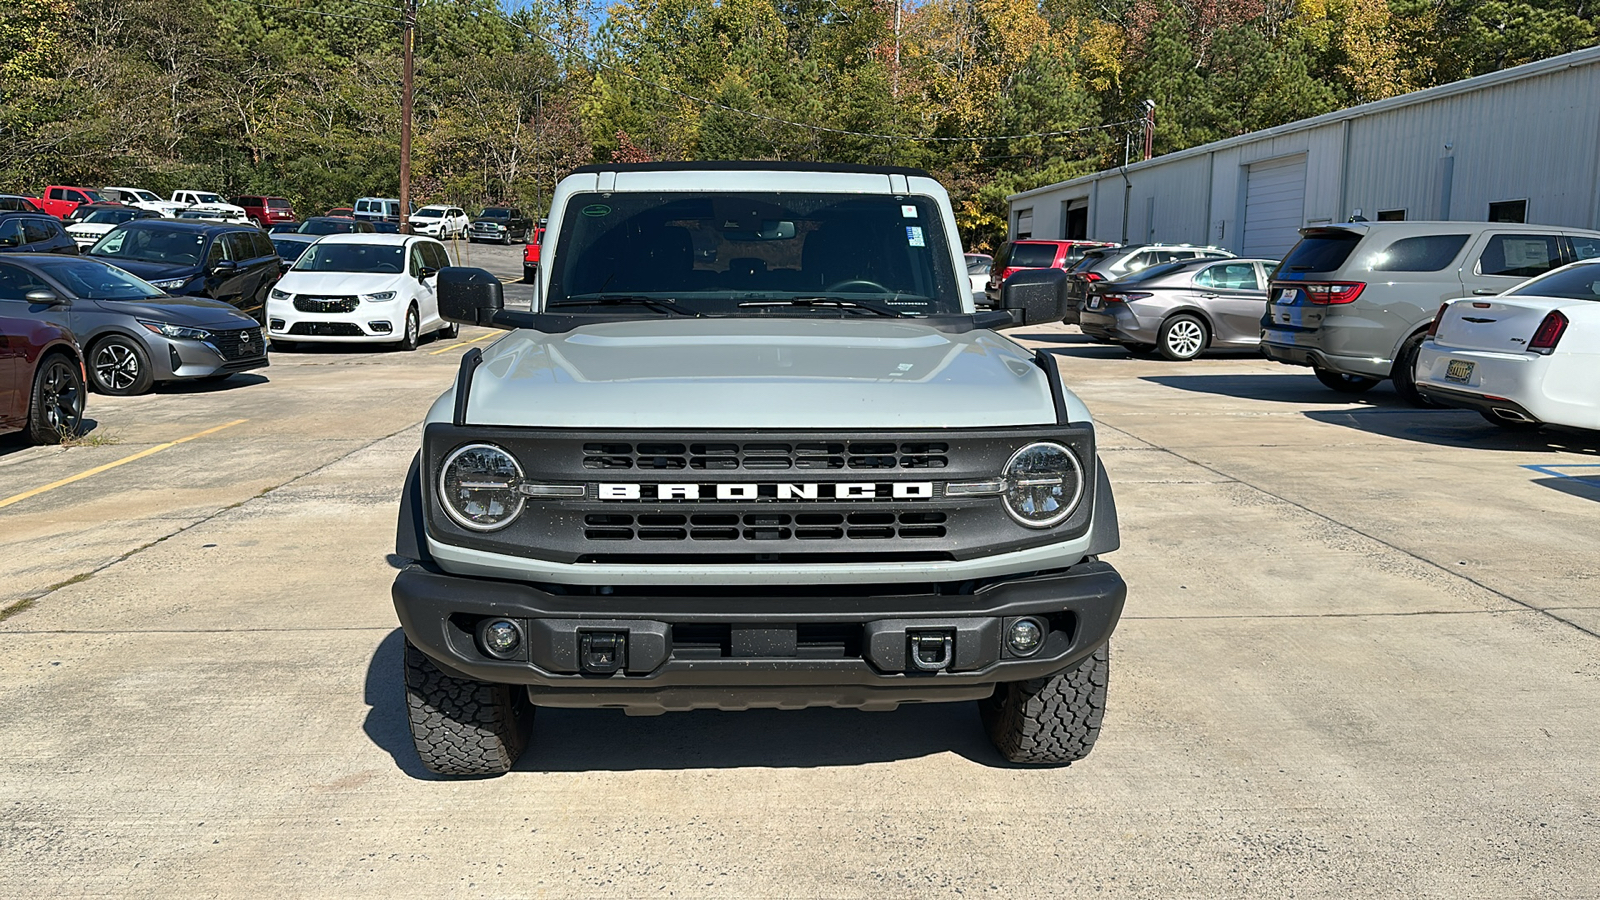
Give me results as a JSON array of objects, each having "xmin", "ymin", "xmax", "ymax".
[
  {"xmin": 1510, "ymin": 264, "xmax": 1600, "ymax": 302},
  {"xmin": 38, "ymin": 259, "xmax": 163, "ymax": 300},
  {"xmin": 89, "ymin": 227, "xmax": 206, "ymax": 266},
  {"xmin": 294, "ymin": 242, "xmax": 405, "ymax": 274},
  {"xmin": 548, "ymin": 192, "xmax": 962, "ymax": 316},
  {"xmin": 83, "ymin": 209, "xmax": 139, "ymax": 225},
  {"xmin": 194, "ymin": 193, "xmax": 222, "ymax": 204},
  {"xmin": 134, "ymin": 190, "xmax": 159, "ymax": 202}
]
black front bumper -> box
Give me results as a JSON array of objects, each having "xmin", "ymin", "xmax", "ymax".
[{"xmin": 392, "ymin": 561, "xmax": 1126, "ymax": 714}]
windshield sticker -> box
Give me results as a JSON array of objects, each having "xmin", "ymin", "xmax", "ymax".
[
  {"xmin": 581, "ymin": 204, "xmax": 612, "ymax": 218},
  {"xmin": 901, "ymin": 205, "xmax": 918, "ymax": 218},
  {"xmin": 906, "ymin": 226, "xmax": 925, "ymax": 247}
]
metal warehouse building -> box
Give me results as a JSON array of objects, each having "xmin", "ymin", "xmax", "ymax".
[{"xmin": 1005, "ymin": 45, "xmax": 1600, "ymax": 260}]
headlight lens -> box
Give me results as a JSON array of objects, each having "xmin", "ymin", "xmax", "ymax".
[
  {"xmin": 269, "ymin": 288, "xmax": 291, "ymax": 302},
  {"xmin": 139, "ymin": 319, "xmax": 211, "ymax": 340},
  {"xmin": 1001, "ymin": 441, "xmax": 1084, "ymax": 528},
  {"xmin": 150, "ymin": 278, "xmax": 189, "ymax": 291},
  {"xmin": 439, "ymin": 444, "xmax": 524, "ymax": 532},
  {"xmin": 363, "ymin": 291, "xmax": 396, "ymax": 302}
]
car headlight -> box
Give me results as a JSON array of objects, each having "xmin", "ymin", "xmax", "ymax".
[
  {"xmin": 363, "ymin": 291, "xmax": 396, "ymax": 302},
  {"xmin": 139, "ymin": 320, "xmax": 211, "ymax": 340},
  {"xmin": 269, "ymin": 288, "xmax": 292, "ymax": 302},
  {"xmin": 1001, "ymin": 442, "xmax": 1084, "ymax": 528},
  {"xmin": 150, "ymin": 278, "xmax": 189, "ymax": 291},
  {"xmin": 439, "ymin": 444, "xmax": 525, "ymax": 532}
]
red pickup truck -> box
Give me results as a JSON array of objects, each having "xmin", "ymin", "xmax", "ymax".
[{"xmin": 33, "ymin": 186, "xmax": 106, "ymax": 219}]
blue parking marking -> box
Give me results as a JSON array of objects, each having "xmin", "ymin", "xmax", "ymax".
[{"xmin": 1522, "ymin": 464, "xmax": 1600, "ymax": 482}]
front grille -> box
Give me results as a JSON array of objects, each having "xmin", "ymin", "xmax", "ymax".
[
  {"xmin": 293, "ymin": 296, "xmax": 359, "ymax": 313},
  {"xmin": 288, "ymin": 322, "xmax": 364, "ymax": 336},
  {"xmin": 582, "ymin": 511, "xmax": 948, "ymax": 543},
  {"xmin": 209, "ymin": 327, "xmax": 265, "ymax": 360},
  {"xmin": 582, "ymin": 441, "xmax": 949, "ymax": 471}
]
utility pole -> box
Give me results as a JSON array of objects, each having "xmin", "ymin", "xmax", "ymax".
[
  {"xmin": 1142, "ymin": 99, "xmax": 1156, "ymax": 161},
  {"xmin": 399, "ymin": 0, "xmax": 417, "ymax": 234}
]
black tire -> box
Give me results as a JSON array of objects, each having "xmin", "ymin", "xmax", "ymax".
[
  {"xmin": 1390, "ymin": 332, "xmax": 1438, "ymax": 408},
  {"xmin": 88, "ymin": 334, "xmax": 155, "ymax": 396},
  {"xmin": 1479, "ymin": 409, "xmax": 1542, "ymax": 431},
  {"xmin": 396, "ymin": 305, "xmax": 420, "ymax": 351},
  {"xmin": 437, "ymin": 319, "xmax": 460, "ymax": 340},
  {"xmin": 1157, "ymin": 314, "xmax": 1209, "ymax": 361},
  {"xmin": 404, "ymin": 640, "xmax": 532, "ymax": 776},
  {"xmin": 981, "ymin": 644, "xmax": 1108, "ymax": 765},
  {"xmin": 27, "ymin": 353, "xmax": 85, "ymax": 445},
  {"xmin": 1313, "ymin": 367, "xmax": 1380, "ymax": 393}
]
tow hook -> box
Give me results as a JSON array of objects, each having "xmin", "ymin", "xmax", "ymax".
[
  {"xmin": 579, "ymin": 632, "xmax": 626, "ymax": 674},
  {"xmin": 908, "ymin": 631, "xmax": 954, "ymax": 672}
]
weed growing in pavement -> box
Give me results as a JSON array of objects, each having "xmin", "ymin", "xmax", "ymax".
[{"xmin": 58, "ymin": 429, "xmax": 121, "ymax": 448}]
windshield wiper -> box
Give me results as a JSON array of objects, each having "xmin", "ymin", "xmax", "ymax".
[
  {"xmin": 736, "ymin": 297, "xmax": 903, "ymax": 317},
  {"xmin": 549, "ymin": 294, "xmax": 699, "ymax": 316}
]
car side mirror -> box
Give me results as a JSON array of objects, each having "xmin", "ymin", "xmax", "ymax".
[
  {"xmin": 210, "ymin": 260, "xmax": 238, "ymax": 275},
  {"xmin": 0, "ymin": 235, "xmax": 20, "ymax": 248},
  {"xmin": 438, "ymin": 266, "xmax": 503, "ymax": 326},
  {"xmin": 25, "ymin": 289, "xmax": 65, "ymax": 306},
  {"xmin": 418, "ymin": 266, "xmax": 438, "ymax": 281},
  {"xmin": 996, "ymin": 268, "xmax": 1069, "ymax": 330}
]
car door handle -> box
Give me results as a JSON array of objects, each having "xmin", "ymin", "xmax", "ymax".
[
  {"xmin": 1201, "ymin": 293, "xmax": 1219, "ymax": 299},
  {"xmin": 1471, "ymin": 289, "xmax": 1497, "ymax": 295}
]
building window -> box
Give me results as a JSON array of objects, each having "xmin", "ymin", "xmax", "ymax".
[
  {"xmin": 1015, "ymin": 209, "xmax": 1033, "ymax": 240},
  {"xmin": 1377, "ymin": 209, "xmax": 1406, "ymax": 221},
  {"xmin": 1488, "ymin": 200, "xmax": 1527, "ymax": 223}
]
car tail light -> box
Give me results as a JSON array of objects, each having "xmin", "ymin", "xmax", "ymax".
[
  {"xmin": 1100, "ymin": 292, "xmax": 1152, "ymax": 304},
  {"xmin": 1301, "ymin": 281, "xmax": 1365, "ymax": 304},
  {"xmin": 1528, "ymin": 311, "xmax": 1568, "ymax": 354},
  {"xmin": 1083, "ymin": 272, "xmax": 1105, "ymax": 283},
  {"xmin": 1426, "ymin": 303, "xmax": 1449, "ymax": 337}
]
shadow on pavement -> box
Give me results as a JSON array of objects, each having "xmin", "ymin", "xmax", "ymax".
[
  {"xmin": 155, "ymin": 373, "xmax": 270, "ymax": 394},
  {"xmin": 1306, "ymin": 408, "xmax": 1600, "ymax": 454},
  {"xmin": 362, "ymin": 628, "xmax": 1010, "ymax": 776},
  {"xmin": 1531, "ymin": 475, "xmax": 1600, "ymax": 503},
  {"xmin": 1142, "ymin": 372, "xmax": 1405, "ymax": 406},
  {"xmin": 0, "ymin": 417, "xmax": 104, "ymax": 457}
]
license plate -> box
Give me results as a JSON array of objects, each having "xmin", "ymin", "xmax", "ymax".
[
  {"xmin": 1087, "ymin": 297, "xmax": 1101, "ymax": 309},
  {"xmin": 1445, "ymin": 360, "xmax": 1474, "ymax": 383},
  {"xmin": 1276, "ymin": 288, "xmax": 1299, "ymax": 303}
]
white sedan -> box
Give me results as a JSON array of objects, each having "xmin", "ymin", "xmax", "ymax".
[
  {"xmin": 1415, "ymin": 259, "xmax": 1600, "ymax": 431},
  {"xmin": 266, "ymin": 233, "xmax": 459, "ymax": 350},
  {"xmin": 408, "ymin": 205, "xmax": 470, "ymax": 239}
]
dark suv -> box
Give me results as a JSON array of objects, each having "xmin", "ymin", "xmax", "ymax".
[
  {"xmin": 86, "ymin": 220, "xmax": 281, "ymax": 323},
  {"xmin": 0, "ymin": 212, "xmax": 78, "ymax": 255},
  {"xmin": 468, "ymin": 207, "xmax": 531, "ymax": 244}
]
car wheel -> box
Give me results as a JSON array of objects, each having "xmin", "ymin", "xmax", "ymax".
[
  {"xmin": 249, "ymin": 217, "xmax": 263, "ymax": 229},
  {"xmin": 1390, "ymin": 332, "xmax": 1438, "ymax": 408},
  {"xmin": 1479, "ymin": 409, "xmax": 1542, "ymax": 431},
  {"xmin": 523, "ymin": 267, "xmax": 537, "ymax": 285},
  {"xmin": 89, "ymin": 335, "xmax": 155, "ymax": 396},
  {"xmin": 438, "ymin": 320, "xmax": 460, "ymax": 340},
  {"xmin": 396, "ymin": 305, "xmax": 420, "ymax": 351},
  {"xmin": 981, "ymin": 644, "xmax": 1108, "ymax": 765},
  {"xmin": 404, "ymin": 639, "xmax": 532, "ymax": 777},
  {"xmin": 1313, "ymin": 367, "xmax": 1380, "ymax": 393},
  {"xmin": 1157, "ymin": 314, "xmax": 1208, "ymax": 361},
  {"xmin": 26, "ymin": 353, "xmax": 85, "ymax": 445}
]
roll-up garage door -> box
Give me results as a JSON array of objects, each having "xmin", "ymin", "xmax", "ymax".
[{"xmin": 1241, "ymin": 155, "xmax": 1306, "ymax": 259}]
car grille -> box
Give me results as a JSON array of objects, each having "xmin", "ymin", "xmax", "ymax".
[
  {"xmin": 288, "ymin": 322, "xmax": 364, "ymax": 336},
  {"xmin": 581, "ymin": 441, "xmax": 949, "ymax": 471},
  {"xmin": 470, "ymin": 222, "xmax": 505, "ymax": 233},
  {"xmin": 293, "ymin": 296, "xmax": 359, "ymax": 313},
  {"xmin": 581, "ymin": 511, "xmax": 949, "ymax": 543},
  {"xmin": 210, "ymin": 327, "xmax": 266, "ymax": 360}
]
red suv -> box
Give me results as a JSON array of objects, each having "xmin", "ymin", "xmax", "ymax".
[
  {"xmin": 985, "ymin": 239, "xmax": 1117, "ymax": 305},
  {"xmin": 233, "ymin": 196, "xmax": 296, "ymax": 228},
  {"xmin": 522, "ymin": 222, "xmax": 546, "ymax": 282},
  {"xmin": 0, "ymin": 311, "xmax": 85, "ymax": 445}
]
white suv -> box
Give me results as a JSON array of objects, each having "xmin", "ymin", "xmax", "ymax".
[
  {"xmin": 266, "ymin": 233, "xmax": 459, "ymax": 350},
  {"xmin": 409, "ymin": 205, "xmax": 470, "ymax": 239}
]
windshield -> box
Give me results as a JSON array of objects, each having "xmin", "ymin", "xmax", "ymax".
[
  {"xmin": 294, "ymin": 242, "xmax": 405, "ymax": 274},
  {"xmin": 548, "ymin": 192, "xmax": 962, "ymax": 316},
  {"xmin": 89, "ymin": 227, "xmax": 207, "ymax": 266},
  {"xmin": 1509, "ymin": 264, "xmax": 1600, "ymax": 302},
  {"xmin": 1118, "ymin": 260, "xmax": 1198, "ymax": 284},
  {"xmin": 1007, "ymin": 243, "xmax": 1059, "ymax": 268},
  {"xmin": 965, "ymin": 255, "xmax": 991, "ymax": 276},
  {"xmin": 133, "ymin": 190, "xmax": 159, "ymax": 202},
  {"xmin": 35, "ymin": 257, "xmax": 163, "ymax": 300},
  {"xmin": 272, "ymin": 238, "xmax": 314, "ymax": 261},
  {"xmin": 299, "ymin": 219, "xmax": 352, "ymax": 235},
  {"xmin": 1281, "ymin": 230, "xmax": 1361, "ymax": 273},
  {"xmin": 413, "ymin": 208, "xmax": 444, "ymax": 219},
  {"xmin": 480, "ymin": 209, "xmax": 511, "ymax": 218},
  {"xmin": 267, "ymin": 198, "xmax": 291, "ymax": 208},
  {"xmin": 83, "ymin": 208, "xmax": 140, "ymax": 225},
  {"xmin": 193, "ymin": 193, "xmax": 222, "ymax": 204}
]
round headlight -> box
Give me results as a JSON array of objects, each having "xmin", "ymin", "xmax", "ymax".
[
  {"xmin": 439, "ymin": 443, "xmax": 524, "ymax": 532},
  {"xmin": 1002, "ymin": 442, "xmax": 1084, "ymax": 528}
]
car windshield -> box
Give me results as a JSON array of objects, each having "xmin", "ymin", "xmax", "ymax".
[
  {"xmin": 34, "ymin": 257, "xmax": 164, "ymax": 300},
  {"xmin": 132, "ymin": 190, "xmax": 160, "ymax": 202},
  {"xmin": 1509, "ymin": 264, "xmax": 1600, "ymax": 302},
  {"xmin": 193, "ymin": 193, "xmax": 222, "ymax": 204},
  {"xmin": 413, "ymin": 208, "xmax": 444, "ymax": 219},
  {"xmin": 1069, "ymin": 252, "xmax": 1107, "ymax": 273},
  {"xmin": 299, "ymin": 219, "xmax": 352, "ymax": 235},
  {"xmin": 80, "ymin": 190, "xmax": 102, "ymax": 202},
  {"xmin": 294, "ymin": 242, "xmax": 405, "ymax": 274},
  {"xmin": 267, "ymin": 198, "xmax": 291, "ymax": 208},
  {"xmin": 1281, "ymin": 230, "xmax": 1362, "ymax": 272},
  {"xmin": 480, "ymin": 209, "xmax": 510, "ymax": 218},
  {"xmin": 965, "ymin": 256, "xmax": 991, "ymax": 275},
  {"xmin": 82, "ymin": 208, "xmax": 140, "ymax": 225},
  {"xmin": 272, "ymin": 238, "xmax": 314, "ymax": 261},
  {"xmin": 89, "ymin": 226, "xmax": 207, "ymax": 265},
  {"xmin": 1118, "ymin": 260, "xmax": 1198, "ymax": 284},
  {"xmin": 547, "ymin": 191, "xmax": 963, "ymax": 317},
  {"xmin": 1007, "ymin": 244, "xmax": 1058, "ymax": 268}
]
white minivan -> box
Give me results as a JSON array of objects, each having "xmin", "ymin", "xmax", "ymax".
[{"xmin": 266, "ymin": 233, "xmax": 458, "ymax": 350}]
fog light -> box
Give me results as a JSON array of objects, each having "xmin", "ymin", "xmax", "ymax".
[
  {"xmin": 369, "ymin": 321, "xmax": 393, "ymax": 333},
  {"xmin": 1008, "ymin": 618, "xmax": 1044, "ymax": 656},
  {"xmin": 269, "ymin": 318, "xmax": 285, "ymax": 331},
  {"xmin": 480, "ymin": 619, "xmax": 522, "ymax": 658}
]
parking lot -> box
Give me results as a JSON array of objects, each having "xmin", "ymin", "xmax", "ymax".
[{"xmin": 2, "ymin": 241, "xmax": 1598, "ymax": 896}]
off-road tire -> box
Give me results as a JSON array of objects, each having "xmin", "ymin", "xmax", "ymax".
[
  {"xmin": 1313, "ymin": 367, "xmax": 1379, "ymax": 393},
  {"xmin": 1157, "ymin": 314, "xmax": 1209, "ymax": 361},
  {"xmin": 1479, "ymin": 409, "xmax": 1542, "ymax": 431},
  {"xmin": 981, "ymin": 644, "xmax": 1108, "ymax": 765},
  {"xmin": 89, "ymin": 334, "xmax": 155, "ymax": 396},
  {"xmin": 1390, "ymin": 332, "xmax": 1437, "ymax": 408},
  {"xmin": 27, "ymin": 353, "xmax": 85, "ymax": 445},
  {"xmin": 404, "ymin": 639, "xmax": 533, "ymax": 776}
]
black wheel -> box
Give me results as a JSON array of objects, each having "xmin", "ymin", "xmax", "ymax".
[
  {"xmin": 982, "ymin": 644, "xmax": 1108, "ymax": 765},
  {"xmin": 404, "ymin": 640, "xmax": 532, "ymax": 776},
  {"xmin": 1479, "ymin": 409, "xmax": 1542, "ymax": 431},
  {"xmin": 1390, "ymin": 332, "xmax": 1438, "ymax": 408},
  {"xmin": 395, "ymin": 305, "xmax": 420, "ymax": 351},
  {"xmin": 437, "ymin": 319, "xmax": 460, "ymax": 340},
  {"xmin": 1157, "ymin": 314, "xmax": 1209, "ymax": 361},
  {"xmin": 89, "ymin": 334, "xmax": 155, "ymax": 396},
  {"xmin": 1313, "ymin": 367, "xmax": 1380, "ymax": 393},
  {"xmin": 27, "ymin": 354, "xmax": 85, "ymax": 445}
]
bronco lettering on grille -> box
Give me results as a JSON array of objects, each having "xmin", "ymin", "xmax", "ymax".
[{"xmin": 597, "ymin": 482, "xmax": 936, "ymax": 501}]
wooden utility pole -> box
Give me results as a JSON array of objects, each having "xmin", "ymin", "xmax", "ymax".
[{"xmin": 399, "ymin": 0, "xmax": 417, "ymax": 234}]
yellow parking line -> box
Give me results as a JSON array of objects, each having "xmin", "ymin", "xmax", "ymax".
[
  {"xmin": 427, "ymin": 332, "xmax": 496, "ymax": 356},
  {"xmin": 0, "ymin": 419, "xmax": 248, "ymax": 511}
]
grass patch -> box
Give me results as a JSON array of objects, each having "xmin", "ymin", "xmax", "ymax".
[
  {"xmin": 0, "ymin": 598, "xmax": 37, "ymax": 623},
  {"xmin": 59, "ymin": 429, "xmax": 122, "ymax": 448}
]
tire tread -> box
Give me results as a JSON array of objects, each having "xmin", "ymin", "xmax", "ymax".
[
  {"xmin": 981, "ymin": 644, "xmax": 1109, "ymax": 765},
  {"xmin": 404, "ymin": 640, "xmax": 531, "ymax": 776}
]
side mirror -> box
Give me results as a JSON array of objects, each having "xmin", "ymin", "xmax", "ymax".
[
  {"xmin": 996, "ymin": 268, "xmax": 1069, "ymax": 330},
  {"xmin": 438, "ymin": 266, "xmax": 503, "ymax": 326},
  {"xmin": 25, "ymin": 289, "xmax": 65, "ymax": 306},
  {"xmin": 418, "ymin": 266, "xmax": 438, "ymax": 281},
  {"xmin": 210, "ymin": 260, "xmax": 238, "ymax": 275}
]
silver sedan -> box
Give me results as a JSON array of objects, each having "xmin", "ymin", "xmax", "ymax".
[{"xmin": 1078, "ymin": 257, "xmax": 1279, "ymax": 360}]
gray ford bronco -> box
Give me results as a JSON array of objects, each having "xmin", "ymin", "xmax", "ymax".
[{"xmin": 392, "ymin": 162, "xmax": 1127, "ymax": 775}]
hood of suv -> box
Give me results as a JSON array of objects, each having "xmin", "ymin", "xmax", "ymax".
[
  {"xmin": 457, "ymin": 318, "xmax": 1073, "ymax": 429},
  {"xmin": 277, "ymin": 272, "xmax": 405, "ymax": 296}
]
